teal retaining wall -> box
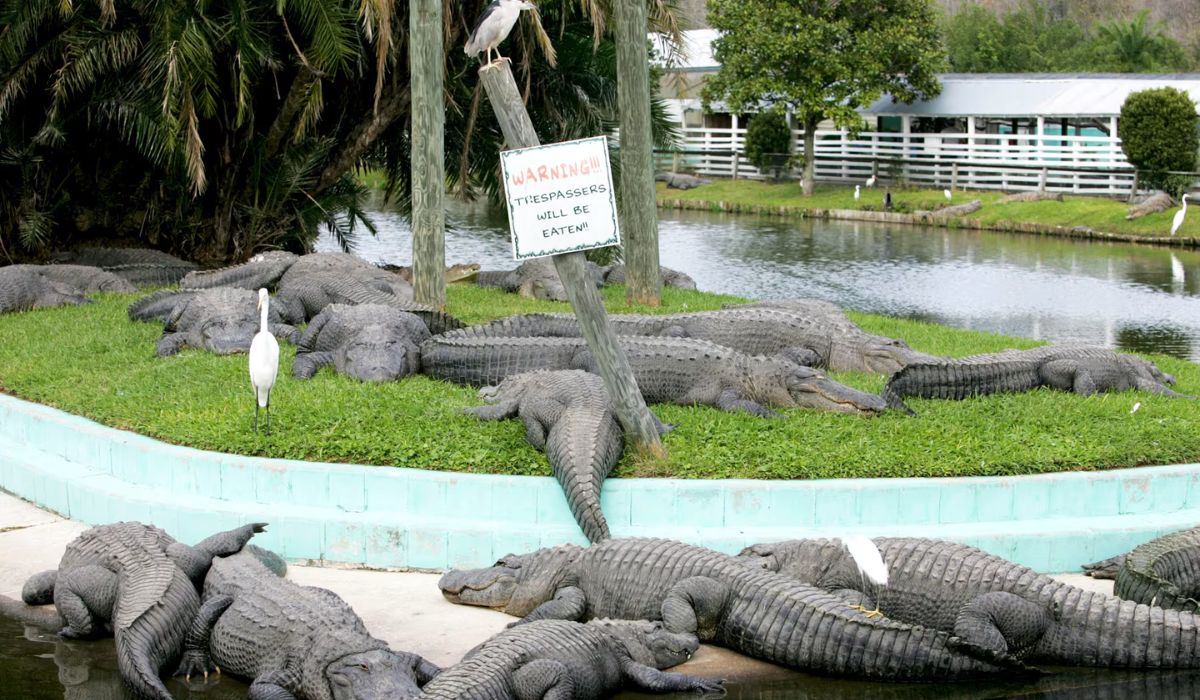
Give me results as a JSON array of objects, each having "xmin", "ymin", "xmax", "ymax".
[{"xmin": 1, "ymin": 393, "xmax": 1197, "ymax": 572}]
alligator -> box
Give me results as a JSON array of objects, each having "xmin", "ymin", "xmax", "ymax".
[
  {"xmin": 178, "ymin": 548, "xmax": 440, "ymax": 700},
  {"xmin": 601, "ymin": 264, "xmax": 698, "ymax": 290},
  {"xmin": 12, "ymin": 264, "xmax": 137, "ymax": 293},
  {"xmin": 127, "ymin": 288, "xmax": 299, "ymax": 356},
  {"xmin": 474, "ymin": 257, "xmax": 605, "ymax": 302},
  {"xmin": 422, "ymin": 332, "xmax": 887, "ymax": 416},
  {"xmin": 1127, "ymin": 192, "xmax": 1175, "ymax": 220},
  {"xmin": 466, "ymin": 370, "xmax": 671, "ymax": 542},
  {"xmin": 52, "ymin": 246, "xmax": 199, "ymax": 287},
  {"xmin": 438, "ymin": 537, "xmax": 1033, "ymax": 680},
  {"xmin": 883, "ymin": 344, "xmax": 1185, "ymax": 413},
  {"xmin": 455, "ymin": 307, "xmax": 934, "ymax": 374},
  {"xmin": 0, "ymin": 266, "xmax": 91, "ymax": 315},
  {"xmin": 417, "ymin": 618, "xmax": 721, "ymax": 699},
  {"xmin": 182, "ymin": 251, "xmax": 301, "ymax": 291},
  {"xmin": 378, "ymin": 261, "xmax": 482, "ymax": 285},
  {"xmin": 20, "ymin": 521, "xmax": 264, "ymax": 700},
  {"xmin": 274, "ymin": 271, "xmax": 463, "ymax": 334},
  {"xmin": 1082, "ymin": 527, "xmax": 1200, "ymax": 612},
  {"xmin": 739, "ymin": 537, "xmax": 1200, "ymax": 668},
  {"xmin": 293, "ymin": 303, "xmax": 432, "ymax": 381},
  {"xmin": 655, "ymin": 172, "xmax": 711, "ymax": 190}
]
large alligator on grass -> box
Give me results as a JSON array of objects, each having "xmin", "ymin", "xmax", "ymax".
[
  {"xmin": 0, "ymin": 266, "xmax": 91, "ymax": 315},
  {"xmin": 466, "ymin": 370, "xmax": 671, "ymax": 542},
  {"xmin": 438, "ymin": 537, "xmax": 1034, "ymax": 680},
  {"xmin": 179, "ymin": 548, "xmax": 440, "ymax": 700},
  {"xmin": 293, "ymin": 304, "xmax": 432, "ymax": 381},
  {"xmin": 417, "ymin": 618, "xmax": 720, "ymax": 699},
  {"xmin": 52, "ymin": 247, "xmax": 199, "ymax": 287},
  {"xmin": 600, "ymin": 263, "xmax": 697, "ymax": 290},
  {"xmin": 128, "ymin": 288, "xmax": 299, "ymax": 356},
  {"xmin": 1082, "ymin": 527, "xmax": 1200, "ymax": 612},
  {"xmin": 12, "ymin": 264, "xmax": 137, "ymax": 293},
  {"xmin": 883, "ymin": 344, "xmax": 1185, "ymax": 413},
  {"xmin": 20, "ymin": 521, "xmax": 264, "ymax": 700},
  {"xmin": 423, "ymin": 332, "xmax": 886, "ymax": 416},
  {"xmin": 474, "ymin": 258, "xmax": 697, "ymax": 302},
  {"xmin": 740, "ymin": 537, "xmax": 1200, "ymax": 668}
]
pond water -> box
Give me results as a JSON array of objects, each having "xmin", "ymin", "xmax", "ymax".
[
  {"xmin": 318, "ymin": 203, "xmax": 1200, "ymax": 362},
  {"xmin": 7, "ymin": 615, "xmax": 1200, "ymax": 700}
]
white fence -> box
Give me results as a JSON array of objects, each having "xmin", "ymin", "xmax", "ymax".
[{"xmin": 657, "ymin": 127, "xmax": 1151, "ymax": 196}]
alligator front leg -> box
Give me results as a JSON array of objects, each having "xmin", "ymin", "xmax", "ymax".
[
  {"xmin": 55, "ymin": 565, "xmax": 118, "ymax": 638},
  {"xmin": 514, "ymin": 586, "xmax": 587, "ymax": 626},
  {"xmin": 715, "ymin": 389, "xmax": 779, "ymax": 418},
  {"xmin": 176, "ymin": 594, "xmax": 233, "ymax": 680},
  {"xmin": 269, "ymin": 322, "xmax": 299, "ymax": 345},
  {"xmin": 248, "ymin": 670, "xmax": 301, "ymax": 700},
  {"xmin": 950, "ymin": 591, "xmax": 1051, "ymax": 663},
  {"xmin": 777, "ymin": 346, "xmax": 824, "ymax": 368},
  {"xmin": 511, "ymin": 658, "xmax": 574, "ymax": 700},
  {"xmin": 620, "ymin": 657, "xmax": 725, "ymax": 694},
  {"xmin": 292, "ymin": 351, "xmax": 334, "ymax": 379},
  {"xmin": 661, "ymin": 576, "xmax": 730, "ymax": 641},
  {"xmin": 156, "ymin": 332, "xmax": 189, "ymax": 356},
  {"xmin": 465, "ymin": 398, "xmax": 521, "ymax": 421}
]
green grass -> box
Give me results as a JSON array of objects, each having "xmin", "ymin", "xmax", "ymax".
[
  {"xmin": 657, "ymin": 181, "xmax": 1200, "ymax": 239},
  {"xmin": 0, "ymin": 286, "xmax": 1196, "ymax": 480}
]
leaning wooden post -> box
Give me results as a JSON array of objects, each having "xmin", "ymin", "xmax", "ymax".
[
  {"xmin": 478, "ymin": 61, "xmax": 665, "ymax": 459},
  {"xmin": 410, "ymin": 0, "xmax": 446, "ymax": 308}
]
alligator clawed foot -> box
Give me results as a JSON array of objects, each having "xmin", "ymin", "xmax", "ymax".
[{"xmin": 846, "ymin": 603, "xmax": 883, "ymax": 618}]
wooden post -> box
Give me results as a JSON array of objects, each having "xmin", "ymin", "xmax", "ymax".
[
  {"xmin": 614, "ymin": 0, "xmax": 662, "ymax": 306},
  {"xmin": 731, "ymin": 150, "xmax": 739, "ymax": 180},
  {"xmin": 951, "ymin": 162, "xmax": 959, "ymax": 192},
  {"xmin": 410, "ymin": 0, "xmax": 446, "ymax": 308},
  {"xmin": 478, "ymin": 61, "xmax": 665, "ymax": 459}
]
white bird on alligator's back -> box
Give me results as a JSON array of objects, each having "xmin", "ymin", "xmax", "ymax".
[
  {"xmin": 841, "ymin": 535, "xmax": 888, "ymax": 618},
  {"xmin": 249, "ymin": 288, "xmax": 279, "ymax": 435},
  {"xmin": 865, "ymin": 175, "xmax": 877, "ymax": 188},
  {"xmin": 465, "ymin": 0, "xmax": 536, "ymax": 65},
  {"xmin": 854, "ymin": 185, "xmax": 861, "ymax": 202},
  {"xmin": 1171, "ymin": 193, "xmax": 1190, "ymax": 236}
]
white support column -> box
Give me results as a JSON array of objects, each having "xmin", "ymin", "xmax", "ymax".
[
  {"xmin": 1035, "ymin": 116, "xmax": 1045, "ymax": 167},
  {"xmin": 901, "ymin": 115, "xmax": 911, "ymax": 183}
]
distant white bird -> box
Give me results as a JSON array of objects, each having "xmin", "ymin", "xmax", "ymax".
[
  {"xmin": 865, "ymin": 175, "xmax": 877, "ymax": 188},
  {"xmin": 249, "ymin": 288, "xmax": 280, "ymax": 435},
  {"xmin": 853, "ymin": 185, "xmax": 861, "ymax": 202},
  {"xmin": 841, "ymin": 535, "xmax": 888, "ymax": 618},
  {"xmin": 465, "ymin": 0, "xmax": 536, "ymax": 65},
  {"xmin": 1171, "ymin": 193, "xmax": 1190, "ymax": 236},
  {"xmin": 943, "ymin": 189, "xmax": 953, "ymax": 201}
]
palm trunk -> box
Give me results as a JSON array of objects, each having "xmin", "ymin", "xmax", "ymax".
[{"xmin": 801, "ymin": 115, "xmax": 818, "ymax": 196}]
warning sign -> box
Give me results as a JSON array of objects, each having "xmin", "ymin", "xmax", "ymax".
[{"xmin": 500, "ymin": 135, "xmax": 621, "ymax": 260}]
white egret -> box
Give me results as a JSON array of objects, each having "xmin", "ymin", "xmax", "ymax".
[
  {"xmin": 865, "ymin": 175, "xmax": 877, "ymax": 188},
  {"xmin": 465, "ymin": 0, "xmax": 536, "ymax": 65},
  {"xmin": 853, "ymin": 185, "xmax": 861, "ymax": 202},
  {"xmin": 842, "ymin": 535, "xmax": 888, "ymax": 618},
  {"xmin": 249, "ymin": 288, "xmax": 280, "ymax": 435},
  {"xmin": 1170, "ymin": 193, "xmax": 1190, "ymax": 236},
  {"xmin": 943, "ymin": 189, "xmax": 953, "ymax": 201}
]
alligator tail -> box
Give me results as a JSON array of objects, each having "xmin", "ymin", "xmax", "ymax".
[
  {"xmin": 884, "ymin": 360, "xmax": 1042, "ymax": 403},
  {"xmin": 21, "ymin": 570, "xmax": 57, "ymax": 605},
  {"xmin": 1112, "ymin": 529, "xmax": 1200, "ymax": 611},
  {"xmin": 115, "ymin": 575, "xmax": 198, "ymax": 700},
  {"xmin": 1054, "ymin": 589, "xmax": 1200, "ymax": 667},
  {"xmin": 547, "ymin": 406, "xmax": 623, "ymax": 543},
  {"xmin": 474, "ymin": 270, "xmax": 517, "ymax": 289},
  {"xmin": 128, "ymin": 290, "xmax": 194, "ymax": 322}
]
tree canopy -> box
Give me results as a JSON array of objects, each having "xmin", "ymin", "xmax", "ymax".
[
  {"xmin": 1119, "ymin": 87, "xmax": 1199, "ymax": 196},
  {"xmin": 703, "ymin": 0, "xmax": 946, "ymax": 194}
]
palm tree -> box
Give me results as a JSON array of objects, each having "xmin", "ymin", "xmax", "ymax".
[{"xmin": 1095, "ymin": 10, "xmax": 1172, "ymax": 72}]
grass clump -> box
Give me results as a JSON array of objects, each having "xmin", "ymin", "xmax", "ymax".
[{"xmin": 0, "ymin": 285, "xmax": 1196, "ymax": 480}]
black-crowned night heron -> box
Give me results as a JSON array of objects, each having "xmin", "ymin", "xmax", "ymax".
[{"xmin": 465, "ymin": 0, "xmax": 536, "ymax": 65}]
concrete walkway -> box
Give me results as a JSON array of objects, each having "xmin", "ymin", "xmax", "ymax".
[{"xmin": 0, "ymin": 490, "xmax": 1113, "ymax": 684}]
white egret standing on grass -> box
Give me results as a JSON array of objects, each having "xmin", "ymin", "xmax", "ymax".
[
  {"xmin": 842, "ymin": 535, "xmax": 888, "ymax": 618},
  {"xmin": 249, "ymin": 288, "xmax": 279, "ymax": 435},
  {"xmin": 854, "ymin": 185, "xmax": 861, "ymax": 202},
  {"xmin": 465, "ymin": 0, "xmax": 536, "ymax": 65},
  {"xmin": 865, "ymin": 175, "xmax": 877, "ymax": 188},
  {"xmin": 943, "ymin": 189, "xmax": 953, "ymax": 201},
  {"xmin": 1171, "ymin": 194, "xmax": 1190, "ymax": 236}
]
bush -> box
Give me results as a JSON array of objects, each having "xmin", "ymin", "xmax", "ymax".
[
  {"xmin": 744, "ymin": 110, "xmax": 793, "ymax": 177},
  {"xmin": 1120, "ymin": 87, "xmax": 1200, "ymax": 196}
]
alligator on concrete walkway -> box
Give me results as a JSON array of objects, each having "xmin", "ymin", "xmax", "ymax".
[
  {"xmin": 20, "ymin": 521, "xmax": 264, "ymax": 700},
  {"xmin": 0, "ymin": 266, "xmax": 91, "ymax": 315},
  {"xmin": 739, "ymin": 537, "xmax": 1200, "ymax": 669},
  {"xmin": 417, "ymin": 618, "xmax": 721, "ymax": 699},
  {"xmin": 438, "ymin": 537, "xmax": 1034, "ymax": 681},
  {"xmin": 466, "ymin": 370, "xmax": 672, "ymax": 543},
  {"xmin": 1082, "ymin": 527, "xmax": 1200, "ymax": 612},
  {"xmin": 293, "ymin": 304, "xmax": 432, "ymax": 381},
  {"xmin": 179, "ymin": 548, "xmax": 440, "ymax": 700},
  {"xmin": 128, "ymin": 288, "xmax": 300, "ymax": 356},
  {"xmin": 422, "ymin": 333, "xmax": 887, "ymax": 416},
  {"xmin": 52, "ymin": 247, "xmax": 199, "ymax": 287},
  {"xmin": 882, "ymin": 344, "xmax": 1185, "ymax": 413}
]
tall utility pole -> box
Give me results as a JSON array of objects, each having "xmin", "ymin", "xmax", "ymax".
[
  {"xmin": 614, "ymin": 0, "xmax": 662, "ymax": 306},
  {"xmin": 410, "ymin": 0, "xmax": 447, "ymax": 308},
  {"xmin": 478, "ymin": 61, "xmax": 666, "ymax": 460}
]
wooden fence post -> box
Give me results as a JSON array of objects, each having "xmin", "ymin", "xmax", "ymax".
[
  {"xmin": 951, "ymin": 162, "xmax": 959, "ymax": 192},
  {"xmin": 477, "ymin": 61, "xmax": 665, "ymax": 459},
  {"xmin": 410, "ymin": 0, "xmax": 446, "ymax": 308}
]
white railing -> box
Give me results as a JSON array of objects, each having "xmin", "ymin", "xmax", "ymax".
[{"xmin": 656, "ymin": 127, "xmax": 1157, "ymax": 196}]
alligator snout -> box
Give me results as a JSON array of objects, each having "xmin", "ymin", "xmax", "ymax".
[
  {"xmin": 788, "ymin": 372, "xmax": 887, "ymax": 415},
  {"xmin": 438, "ymin": 566, "xmax": 518, "ymax": 608}
]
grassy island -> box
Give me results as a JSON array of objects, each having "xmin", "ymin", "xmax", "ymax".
[{"xmin": 0, "ymin": 285, "xmax": 1196, "ymax": 480}]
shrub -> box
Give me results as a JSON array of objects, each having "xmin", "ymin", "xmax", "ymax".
[
  {"xmin": 744, "ymin": 110, "xmax": 793, "ymax": 178},
  {"xmin": 1119, "ymin": 87, "xmax": 1200, "ymax": 196}
]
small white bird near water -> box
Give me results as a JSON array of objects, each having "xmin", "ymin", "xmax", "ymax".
[
  {"xmin": 841, "ymin": 535, "xmax": 889, "ymax": 618},
  {"xmin": 1171, "ymin": 193, "xmax": 1190, "ymax": 236},
  {"xmin": 854, "ymin": 185, "xmax": 861, "ymax": 201},
  {"xmin": 865, "ymin": 175, "xmax": 877, "ymax": 188},
  {"xmin": 943, "ymin": 189, "xmax": 953, "ymax": 201},
  {"xmin": 249, "ymin": 288, "xmax": 280, "ymax": 435},
  {"xmin": 465, "ymin": 0, "xmax": 536, "ymax": 65}
]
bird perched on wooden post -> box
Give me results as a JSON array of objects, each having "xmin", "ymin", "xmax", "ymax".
[
  {"xmin": 249, "ymin": 288, "xmax": 279, "ymax": 435},
  {"xmin": 465, "ymin": 0, "xmax": 536, "ymax": 65},
  {"xmin": 1171, "ymin": 193, "xmax": 1190, "ymax": 236}
]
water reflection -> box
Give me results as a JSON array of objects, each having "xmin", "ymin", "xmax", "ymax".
[{"xmin": 317, "ymin": 203, "xmax": 1200, "ymax": 361}]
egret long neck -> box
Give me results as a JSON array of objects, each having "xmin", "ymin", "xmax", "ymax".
[{"xmin": 259, "ymin": 298, "xmax": 269, "ymax": 334}]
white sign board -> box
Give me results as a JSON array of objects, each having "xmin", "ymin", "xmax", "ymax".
[{"xmin": 500, "ymin": 135, "xmax": 620, "ymax": 260}]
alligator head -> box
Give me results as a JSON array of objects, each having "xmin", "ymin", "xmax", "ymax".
[
  {"xmin": 739, "ymin": 539, "xmax": 863, "ymax": 590},
  {"xmin": 336, "ymin": 325, "xmax": 418, "ymax": 382},
  {"xmin": 446, "ymin": 262, "xmax": 481, "ymax": 283},
  {"xmin": 841, "ymin": 337, "xmax": 941, "ymax": 375},
  {"xmin": 199, "ymin": 316, "xmax": 259, "ymax": 355},
  {"xmin": 326, "ymin": 649, "xmax": 424, "ymax": 700},
  {"xmin": 783, "ymin": 365, "xmax": 887, "ymax": 415},
  {"xmin": 588, "ymin": 619, "xmax": 699, "ymax": 669},
  {"xmin": 438, "ymin": 545, "xmax": 583, "ymax": 616}
]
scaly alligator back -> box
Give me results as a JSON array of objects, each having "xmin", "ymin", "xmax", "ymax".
[
  {"xmin": 421, "ymin": 334, "xmax": 586, "ymax": 386},
  {"xmin": 1113, "ymin": 527, "xmax": 1200, "ymax": 612},
  {"xmin": 883, "ymin": 358, "xmax": 1043, "ymax": 409}
]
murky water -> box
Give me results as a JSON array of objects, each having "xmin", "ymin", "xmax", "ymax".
[
  {"xmin": 318, "ymin": 202, "xmax": 1200, "ymax": 361},
  {"xmin": 7, "ymin": 615, "xmax": 1200, "ymax": 699}
]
